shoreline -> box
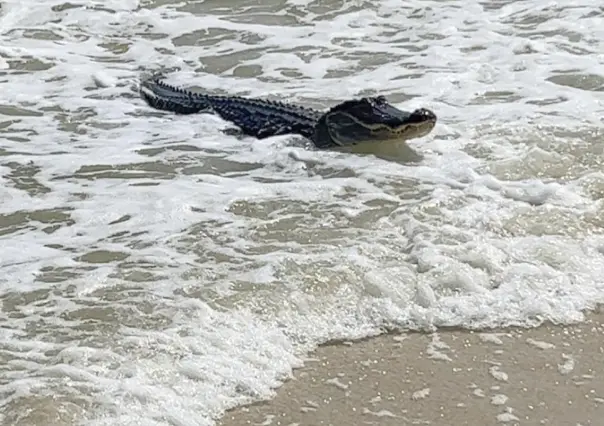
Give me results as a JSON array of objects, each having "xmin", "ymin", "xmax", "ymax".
[{"xmin": 220, "ymin": 310, "xmax": 604, "ymax": 426}]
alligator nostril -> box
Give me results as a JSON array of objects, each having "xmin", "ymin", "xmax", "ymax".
[{"xmin": 412, "ymin": 108, "xmax": 437, "ymax": 121}]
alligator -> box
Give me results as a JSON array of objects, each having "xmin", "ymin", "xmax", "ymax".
[{"xmin": 139, "ymin": 75, "xmax": 437, "ymax": 150}]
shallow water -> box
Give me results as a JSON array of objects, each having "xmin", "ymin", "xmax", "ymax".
[{"xmin": 1, "ymin": 0, "xmax": 604, "ymax": 425}]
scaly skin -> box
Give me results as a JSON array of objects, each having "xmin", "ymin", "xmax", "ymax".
[{"xmin": 139, "ymin": 75, "xmax": 437, "ymax": 149}]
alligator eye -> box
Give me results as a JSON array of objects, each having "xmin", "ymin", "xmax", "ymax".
[{"xmin": 375, "ymin": 95, "xmax": 387, "ymax": 104}]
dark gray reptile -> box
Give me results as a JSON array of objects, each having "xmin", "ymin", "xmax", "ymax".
[{"xmin": 139, "ymin": 75, "xmax": 437, "ymax": 149}]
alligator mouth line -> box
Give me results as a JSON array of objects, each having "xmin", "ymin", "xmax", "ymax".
[
  {"xmin": 330, "ymin": 110, "xmax": 437, "ymax": 143},
  {"xmin": 139, "ymin": 75, "xmax": 437, "ymax": 151}
]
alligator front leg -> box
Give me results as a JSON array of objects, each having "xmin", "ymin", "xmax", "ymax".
[
  {"xmin": 256, "ymin": 123, "xmax": 294, "ymax": 139},
  {"xmin": 222, "ymin": 127, "xmax": 245, "ymax": 137}
]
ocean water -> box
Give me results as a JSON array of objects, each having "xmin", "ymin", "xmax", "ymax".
[{"xmin": 1, "ymin": 0, "xmax": 604, "ymax": 424}]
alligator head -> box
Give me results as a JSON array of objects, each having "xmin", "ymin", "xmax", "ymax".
[{"xmin": 313, "ymin": 96, "xmax": 436, "ymax": 149}]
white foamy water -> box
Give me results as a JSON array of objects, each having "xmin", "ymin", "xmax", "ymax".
[{"xmin": 1, "ymin": 0, "xmax": 604, "ymax": 424}]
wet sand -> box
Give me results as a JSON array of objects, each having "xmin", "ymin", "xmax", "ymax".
[{"xmin": 220, "ymin": 309, "xmax": 604, "ymax": 426}]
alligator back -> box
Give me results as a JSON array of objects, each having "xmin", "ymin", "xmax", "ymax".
[{"xmin": 139, "ymin": 77, "xmax": 321, "ymax": 140}]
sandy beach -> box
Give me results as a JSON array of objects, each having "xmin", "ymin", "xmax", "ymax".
[{"xmin": 220, "ymin": 309, "xmax": 604, "ymax": 426}]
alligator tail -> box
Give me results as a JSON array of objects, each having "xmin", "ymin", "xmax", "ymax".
[{"xmin": 139, "ymin": 76, "xmax": 212, "ymax": 115}]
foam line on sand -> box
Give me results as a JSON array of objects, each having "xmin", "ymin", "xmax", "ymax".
[{"xmin": 220, "ymin": 309, "xmax": 604, "ymax": 426}]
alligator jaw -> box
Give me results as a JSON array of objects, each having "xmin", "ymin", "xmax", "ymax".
[{"xmin": 313, "ymin": 97, "xmax": 437, "ymax": 149}]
